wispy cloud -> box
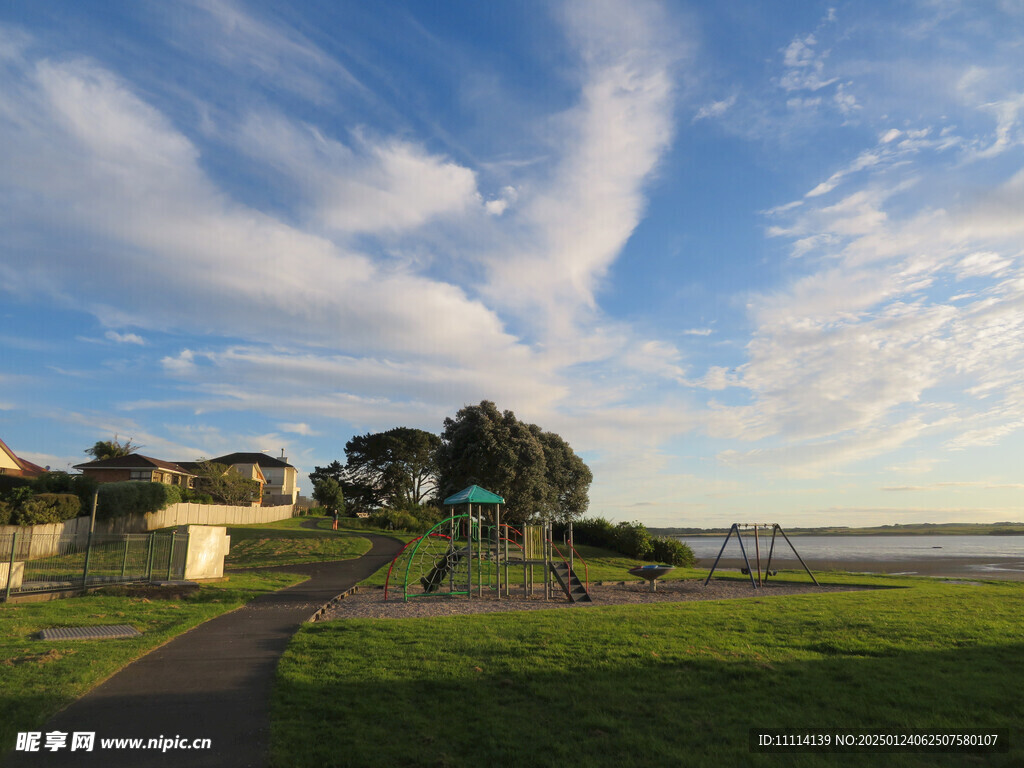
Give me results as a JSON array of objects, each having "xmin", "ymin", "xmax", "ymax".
[
  {"xmin": 105, "ymin": 330, "xmax": 145, "ymax": 345},
  {"xmin": 167, "ymin": 0, "xmax": 363, "ymax": 102},
  {"xmin": 481, "ymin": 0, "xmax": 683, "ymax": 344}
]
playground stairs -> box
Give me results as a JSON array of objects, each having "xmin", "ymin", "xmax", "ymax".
[{"xmin": 549, "ymin": 562, "xmax": 592, "ymax": 603}]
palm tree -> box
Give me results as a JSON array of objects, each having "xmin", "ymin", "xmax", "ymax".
[{"xmin": 84, "ymin": 435, "xmax": 142, "ymax": 461}]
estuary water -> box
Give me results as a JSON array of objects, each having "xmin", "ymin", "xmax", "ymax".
[{"xmin": 675, "ymin": 534, "xmax": 1024, "ymax": 580}]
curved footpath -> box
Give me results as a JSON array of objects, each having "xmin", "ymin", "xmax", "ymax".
[{"xmin": 6, "ymin": 533, "xmax": 403, "ymax": 768}]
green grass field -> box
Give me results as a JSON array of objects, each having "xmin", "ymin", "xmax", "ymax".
[
  {"xmin": 225, "ymin": 516, "xmax": 373, "ymax": 569},
  {"xmin": 0, "ymin": 571, "xmax": 307, "ymax": 750},
  {"xmin": 272, "ymin": 576, "xmax": 1023, "ymax": 767}
]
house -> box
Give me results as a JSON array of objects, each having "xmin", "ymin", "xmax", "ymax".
[
  {"xmin": 73, "ymin": 454, "xmax": 195, "ymax": 488},
  {"xmin": 0, "ymin": 438, "xmax": 47, "ymax": 477},
  {"xmin": 209, "ymin": 452, "xmax": 300, "ymax": 506}
]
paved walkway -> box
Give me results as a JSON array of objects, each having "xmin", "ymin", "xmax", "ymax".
[{"xmin": 7, "ymin": 533, "xmax": 402, "ymax": 768}]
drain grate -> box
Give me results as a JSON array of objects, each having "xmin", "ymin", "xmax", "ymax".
[{"xmin": 38, "ymin": 625, "xmax": 141, "ymax": 641}]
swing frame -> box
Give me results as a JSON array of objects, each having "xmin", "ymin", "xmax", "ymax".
[{"xmin": 704, "ymin": 523, "xmax": 819, "ymax": 588}]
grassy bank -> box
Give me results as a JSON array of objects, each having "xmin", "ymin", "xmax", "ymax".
[
  {"xmin": 225, "ymin": 516, "xmax": 373, "ymax": 569},
  {"xmin": 272, "ymin": 577, "xmax": 1022, "ymax": 767},
  {"xmin": 0, "ymin": 571, "xmax": 306, "ymax": 750}
]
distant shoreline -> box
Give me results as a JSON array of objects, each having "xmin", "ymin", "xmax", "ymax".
[{"xmin": 650, "ymin": 522, "xmax": 1024, "ymax": 537}]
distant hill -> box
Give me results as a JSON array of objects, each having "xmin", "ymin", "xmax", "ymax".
[{"xmin": 648, "ymin": 522, "xmax": 1024, "ymax": 537}]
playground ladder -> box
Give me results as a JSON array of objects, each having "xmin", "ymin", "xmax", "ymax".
[{"xmin": 549, "ymin": 562, "xmax": 592, "ymax": 603}]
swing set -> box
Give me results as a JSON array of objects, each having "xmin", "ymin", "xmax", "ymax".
[{"xmin": 704, "ymin": 523, "xmax": 818, "ymax": 588}]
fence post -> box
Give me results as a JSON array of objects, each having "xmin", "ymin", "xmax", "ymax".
[
  {"xmin": 4, "ymin": 531, "xmax": 17, "ymax": 602},
  {"xmin": 120, "ymin": 537, "xmax": 130, "ymax": 579},
  {"xmin": 166, "ymin": 534, "xmax": 176, "ymax": 580},
  {"xmin": 81, "ymin": 491, "xmax": 99, "ymax": 589},
  {"xmin": 146, "ymin": 534, "xmax": 155, "ymax": 582}
]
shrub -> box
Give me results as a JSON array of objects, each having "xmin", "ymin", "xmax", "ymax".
[
  {"xmin": 569, "ymin": 517, "xmax": 618, "ymax": 550},
  {"xmin": 97, "ymin": 482, "xmax": 182, "ymax": 519},
  {"xmin": 0, "ymin": 501, "xmax": 11, "ymax": 526},
  {"xmin": 0, "ymin": 475, "xmax": 33, "ymax": 497},
  {"xmin": 615, "ymin": 520, "xmax": 654, "ymax": 560},
  {"xmin": 370, "ymin": 509, "xmax": 424, "ymax": 532},
  {"xmin": 30, "ymin": 472, "xmax": 99, "ymax": 512},
  {"xmin": 651, "ymin": 536, "xmax": 696, "ymax": 567},
  {"xmin": 12, "ymin": 493, "xmax": 81, "ymax": 526},
  {"xmin": 402, "ymin": 504, "xmax": 443, "ymax": 528},
  {"xmin": 179, "ymin": 487, "xmax": 214, "ymax": 504}
]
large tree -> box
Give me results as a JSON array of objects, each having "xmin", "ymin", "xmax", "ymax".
[
  {"xmin": 84, "ymin": 435, "xmax": 141, "ymax": 461},
  {"xmin": 310, "ymin": 427, "xmax": 441, "ymax": 514},
  {"xmin": 190, "ymin": 462, "xmax": 261, "ymax": 506},
  {"xmin": 309, "ymin": 460, "xmax": 375, "ymax": 514},
  {"xmin": 436, "ymin": 401, "xmax": 591, "ymax": 524},
  {"xmin": 312, "ymin": 477, "xmax": 345, "ymax": 515},
  {"xmin": 345, "ymin": 427, "xmax": 440, "ymax": 507},
  {"xmin": 531, "ymin": 426, "xmax": 593, "ymax": 521}
]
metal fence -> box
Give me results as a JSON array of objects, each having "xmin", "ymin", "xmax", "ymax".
[{"xmin": 1, "ymin": 530, "xmax": 189, "ymax": 600}]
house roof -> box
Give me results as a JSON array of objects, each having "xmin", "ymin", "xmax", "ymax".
[
  {"xmin": 209, "ymin": 452, "xmax": 295, "ymax": 469},
  {"xmin": 179, "ymin": 460, "xmax": 268, "ymax": 484},
  {"xmin": 0, "ymin": 437, "xmax": 47, "ymax": 476},
  {"xmin": 443, "ymin": 485, "xmax": 505, "ymax": 505},
  {"xmin": 73, "ymin": 453, "xmax": 193, "ymax": 475}
]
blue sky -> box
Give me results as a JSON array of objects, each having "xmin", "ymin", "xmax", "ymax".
[{"xmin": 2, "ymin": 1, "xmax": 1024, "ymax": 527}]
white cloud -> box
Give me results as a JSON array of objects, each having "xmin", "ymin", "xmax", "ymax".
[
  {"xmin": 955, "ymin": 251, "xmax": 1012, "ymax": 279},
  {"xmin": 484, "ymin": 186, "xmax": 518, "ymax": 216},
  {"xmin": 481, "ymin": 0, "xmax": 681, "ymax": 341},
  {"xmin": 693, "ymin": 95, "xmax": 736, "ymax": 121},
  {"xmin": 105, "ymin": 330, "xmax": 145, "ymax": 345},
  {"xmin": 0, "ymin": 54, "xmax": 526, "ymax": 370},
  {"xmin": 169, "ymin": 0, "xmax": 362, "ymax": 102},
  {"xmin": 236, "ymin": 113, "xmax": 483, "ymax": 234},
  {"xmin": 277, "ymin": 422, "xmax": 320, "ymax": 436},
  {"xmin": 779, "ymin": 34, "xmax": 837, "ymax": 93}
]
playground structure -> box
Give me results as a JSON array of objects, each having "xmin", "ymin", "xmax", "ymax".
[
  {"xmin": 384, "ymin": 485, "xmax": 591, "ymax": 604},
  {"xmin": 704, "ymin": 523, "xmax": 818, "ymax": 588}
]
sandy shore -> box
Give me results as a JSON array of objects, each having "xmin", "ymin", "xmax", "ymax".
[{"xmin": 702, "ymin": 556, "xmax": 1024, "ymax": 581}]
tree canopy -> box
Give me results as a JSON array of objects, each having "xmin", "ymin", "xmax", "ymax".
[
  {"xmin": 436, "ymin": 401, "xmax": 592, "ymax": 524},
  {"xmin": 84, "ymin": 435, "xmax": 141, "ymax": 461},
  {"xmin": 190, "ymin": 461, "xmax": 261, "ymax": 506},
  {"xmin": 310, "ymin": 427, "xmax": 441, "ymax": 514},
  {"xmin": 312, "ymin": 477, "xmax": 345, "ymax": 515}
]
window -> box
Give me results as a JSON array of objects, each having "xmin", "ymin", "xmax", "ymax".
[{"xmin": 129, "ymin": 470, "xmax": 152, "ymax": 481}]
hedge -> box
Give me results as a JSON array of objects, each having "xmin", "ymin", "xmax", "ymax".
[
  {"xmin": 96, "ymin": 482, "xmax": 182, "ymax": 519},
  {"xmin": 0, "ymin": 493, "xmax": 82, "ymax": 526},
  {"xmin": 560, "ymin": 516, "xmax": 695, "ymax": 567}
]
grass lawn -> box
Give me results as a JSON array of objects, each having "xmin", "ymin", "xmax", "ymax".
[
  {"xmin": 272, "ymin": 576, "xmax": 1023, "ymax": 767},
  {"xmin": 225, "ymin": 516, "xmax": 373, "ymax": 569},
  {"xmin": 0, "ymin": 570, "xmax": 307, "ymax": 750}
]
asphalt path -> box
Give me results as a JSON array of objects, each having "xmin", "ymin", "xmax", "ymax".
[{"xmin": 5, "ymin": 532, "xmax": 402, "ymax": 768}]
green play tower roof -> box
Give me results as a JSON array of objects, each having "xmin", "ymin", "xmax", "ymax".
[{"xmin": 443, "ymin": 485, "xmax": 505, "ymax": 505}]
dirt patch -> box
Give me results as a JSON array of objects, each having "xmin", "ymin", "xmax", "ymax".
[
  {"xmin": 3, "ymin": 648, "xmax": 76, "ymax": 666},
  {"xmin": 92, "ymin": 583, "xmax": 200, "ymax": 600},
  {"xmin": 319, "ymin": 579, "xmax": 875, "ymax": 621}
]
